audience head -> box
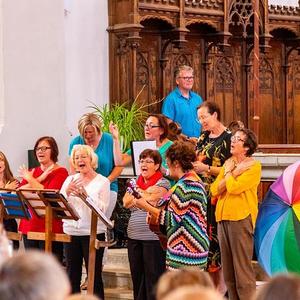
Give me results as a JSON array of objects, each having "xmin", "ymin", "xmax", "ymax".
[
  {"xmin": 231, "ymin": 128, "xmax": 258, "ymax": 157},
  {"xmin": 0, "ymin": 151, "xmax": 14, "ymax": 183},
  {"xmin": 166, "ymin": 141, "xmax": 197, "ymax": 176},
  {"xmin": 144, "ymin": 114, "xmax": 168, "ymax": 143},
  {"xmin": 254, "ymin": 273, "xmax": 300, "ymax": 300},
  {"xmin": 161, "ymin": 286, "xmax": 224, "ymax": 300},
  {"xmin": 228, "ymin": 120, "xmax": 245, "ymax": 134},
  {"xmin": 156, "ymin": 268, "xmax": 214, "ymax": 300},
  {"xmin": 70, "ymin": 144, "xmax": 98, "ymax": 171},
  {"xmin": 33, "ymin": 136, "xmax": 59, "ymax": 164},
  {"xmin": 0, "ymin": 250, "xmax": 70, "ymax": 300}
]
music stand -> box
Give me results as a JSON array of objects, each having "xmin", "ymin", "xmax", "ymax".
[
  {"xmin": 0, "ymin": 189, "xmax": 30, "ymax": 241},
  {"xmin": 77, "ymin": 192, "xmax": 115, "ymax": 295},
  {"xmin": 18, "ymin": 188, "xmax": 79, "ymax": 252}
]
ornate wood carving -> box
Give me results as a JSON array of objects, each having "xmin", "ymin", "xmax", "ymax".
[
  {"xmin": 259, "ymin": 58, "xmax": 273, "ymax": 93},
  {"xmin": 137, "ymin": 52, "xmax": 149, "ymax": 86},
  {"xmin": 215, "ymin": 56, "xmax": 234, "ymax": 91},
  {"xmin": 109, "ymin": 0, "xmax": 300, "ymax": 145}
]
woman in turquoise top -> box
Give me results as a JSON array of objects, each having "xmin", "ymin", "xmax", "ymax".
[{"xmin": 110, "ymin": 114, "xmax": 173, "ymax": 172}]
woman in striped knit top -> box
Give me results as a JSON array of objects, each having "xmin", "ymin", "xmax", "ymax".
[{"xmin": 136, "ymin": 141, "xmax": 209, "ymax": 270}]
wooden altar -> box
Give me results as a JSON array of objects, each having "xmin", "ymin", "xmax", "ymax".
[{"xmin": 108, "ymin": 0, "xmax": 300, "ymax": 145}]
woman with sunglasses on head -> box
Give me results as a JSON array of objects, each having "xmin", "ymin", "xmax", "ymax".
[
  {"xmin": 0, "ymin": 151, "xmax": 19, "ymax": 249},
  {"xmin": 122, "ymin": 149, "xmax": 170, "ymax": 300},
  {"xmin": 18, "ymin": 136, "xmax": 68, "ymax": 262},
  {"xmin": 193, "ymin": 101, "xmax": 232, "ymax": 293},
  {"xmin": 110, "ymin": 114, "xmax": 173, "ymax": 173},
  {"xmin": 211, "ymin": 128, "xmax": 261, "ymax": 300}
]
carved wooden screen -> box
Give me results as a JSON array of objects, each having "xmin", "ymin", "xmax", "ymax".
[
  {"xmin": 213, "ymin": 55, "xmax": 236, "ymax": 127},
  {"xmin": 291, "ymin": 58, "xmax": 300, "ymax": 143}
]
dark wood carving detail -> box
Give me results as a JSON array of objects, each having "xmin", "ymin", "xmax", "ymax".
[
  {"xmin": 174, "ymin": 54, "xmax": 191, "ymax": 68},
  {"xmin": 229, "ymin": 0, "xmax": 253, "ymax": 35},
  {"xmin": 137, "ymin": 52, "xmax": 149, "ymax": 86},
  {"xmin": 117, "ymin": 36, "xmax": 129, "ymax": 55},
  {"xmin": 215, "ymin": 56, "xmax": 234, "ymax": 91},
  {"xmin": 259, "ymin": 58, "xmax": 273, "ymax": 93},
  {"xmin": 185, "ymin": 0, "xmax": 223, "ymax": 10},
  {"xmin": 293, "ymin": 61, "xmax": 300, "ymax": 93}
]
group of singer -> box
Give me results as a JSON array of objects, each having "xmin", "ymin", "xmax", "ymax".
[{"xmin": 0, "ymin": 64, "xmax": 261, "ymax": 300}]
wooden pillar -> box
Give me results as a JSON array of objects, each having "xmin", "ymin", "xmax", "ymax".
[
  {"xmin": 281, "ymin": 44, "xmax": 290, "ymax": 143},
  {"xmin": 252, "ymin": 0, "xmax": 260, "ymax": 138},
  {"xmin": 45, "ymin": 205, "xmax": 53, "ymax": 252},
  {"xmin": 242, "ymin": 40, "xmax": 250, "ymax": 128},
  {"xmin": 87, "ymin": 212, "xmax": 98, "ymax": 295}
]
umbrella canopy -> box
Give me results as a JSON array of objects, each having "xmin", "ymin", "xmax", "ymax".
[{"xmin": 254, "ymin": 160, "xmax": 300, "ymax": 276}]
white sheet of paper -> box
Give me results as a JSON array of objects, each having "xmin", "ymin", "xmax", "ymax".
[{"xmin": 131, "ymin": 140, "xmax": 157, "ymax": 176}]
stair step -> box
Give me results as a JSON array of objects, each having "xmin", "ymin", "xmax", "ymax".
[
  {"xmin": 104, "ymin": 248, "xmax": 130, "ymax": 269},
  {"xmin": 105, "ymin": 287, "xmax": 133, "ymax": 300},
  {"xmin": 103, "ymin": 266, "xmax": 133, "ymax": 289}
]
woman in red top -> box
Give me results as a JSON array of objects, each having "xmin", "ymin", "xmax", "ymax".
[{"xmin": 19, "ymin": 136, "xmax": 68, "ymax": 262}]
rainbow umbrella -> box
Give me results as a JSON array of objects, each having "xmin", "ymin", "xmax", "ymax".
[{"xmin": 254, "ymin": 160, "xmax": 300, "ymax": 276}]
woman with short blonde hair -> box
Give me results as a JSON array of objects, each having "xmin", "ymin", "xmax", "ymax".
[{"xmin": 61, "ymin": 145, "xmax": 110, "ymax": 299}]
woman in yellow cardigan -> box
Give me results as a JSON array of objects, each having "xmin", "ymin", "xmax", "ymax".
[{"xmin": 210, "ymin": 128, "xmax": 261, "ymax": 300}]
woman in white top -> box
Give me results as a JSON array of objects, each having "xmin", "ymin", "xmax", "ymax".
[{"xmin": 61, "ymin": 145, "xmax": 110, "ymax": 299}]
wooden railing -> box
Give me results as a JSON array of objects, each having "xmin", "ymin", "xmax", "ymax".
[{"xmin": 138, "ymin": 0, "xmax": 224, "ymax": 12}]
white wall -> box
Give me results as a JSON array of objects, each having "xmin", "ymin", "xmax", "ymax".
[
  {"xmin": 64, "ymin": 0, "xmax": 109, "ymax": 137},
  {"xmin": 269, "ymin": 0, "xmax": 298, "ymax": 6},
  {"xmin": 0, "ymin": 0, "xmax": 109, "ymax": 175}
]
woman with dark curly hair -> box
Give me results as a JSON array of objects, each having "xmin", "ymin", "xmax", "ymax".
[{"xmin": 136, "ymin": 141, "xmax": 209, "ymax": 270}]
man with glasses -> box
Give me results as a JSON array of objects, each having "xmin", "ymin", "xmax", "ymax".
[{"xmin": 162, "ymin": 65, "xmax": 203, "ymax": 138}]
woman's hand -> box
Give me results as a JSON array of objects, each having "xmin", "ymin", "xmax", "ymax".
[
  {"xmin": 4, "ymin": 180, "xmax": 18, "ymax": 189},
  {"xmin": 192, "ymin": 161, "xmax": 209, "ymax": 174},
  {"xmin": 123, "ymin": 192, "xmax": 137, "ymax": 209},
  {"xmin": 109, "ymin": 121, "xmax": 119, "ymax": 140},
  {"xmin": 232, "ymin": 159, "xmax": 255, "ymax": 177},
  {"xmin": 66, "ymin": 178, "xmax": 85, "ymax": 197},
  {"xmin": 140, "ymin": 186, "xmax": 168, "ymax": 207},
  {"xmin": 18, "ymin": 165, "xmax": 34, "ymax": 182},
  {"xmin": 224, "ymin": 158, "xmax": 236, "ymax": 175}
]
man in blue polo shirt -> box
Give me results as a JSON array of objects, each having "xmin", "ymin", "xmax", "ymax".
[{"xmin": 162, "ymin": 65, "xmax": 203, "ymax": 138}]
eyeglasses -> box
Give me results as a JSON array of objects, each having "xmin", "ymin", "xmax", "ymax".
[
  {"xmin": 35, "ymin": 146, "xmax": 51, "ymax": 152},
  {"xmin": 138, "ymin": 159, "xmax": 155, "ymax": 164},
  {"xmin": 198, "ymin": 114, "xmax": 212, "ymax": 121},
  {"xmin": 178, "ymin": 76, "xmax": 194, "ymax": 81},
  {"xmin": 231, "ymin": 136, "xmax": 245, "ymax": 143},
  {"xmin": 144, "ymin": 123, "xmax": 160, "ymax": 129}
]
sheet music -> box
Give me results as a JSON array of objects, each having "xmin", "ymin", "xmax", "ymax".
[
  {"xmin": 22, "ymin": 191, "xmax": 45, "ymax": 216},
  {"xmin": 85, "ymin": 196, "xmax": 113, "ymax": 229}
]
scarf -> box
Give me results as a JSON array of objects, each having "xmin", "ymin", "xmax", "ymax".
[{"xmin": 136, "ymin": 170, "xmax": 163, "ymax": 190}]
